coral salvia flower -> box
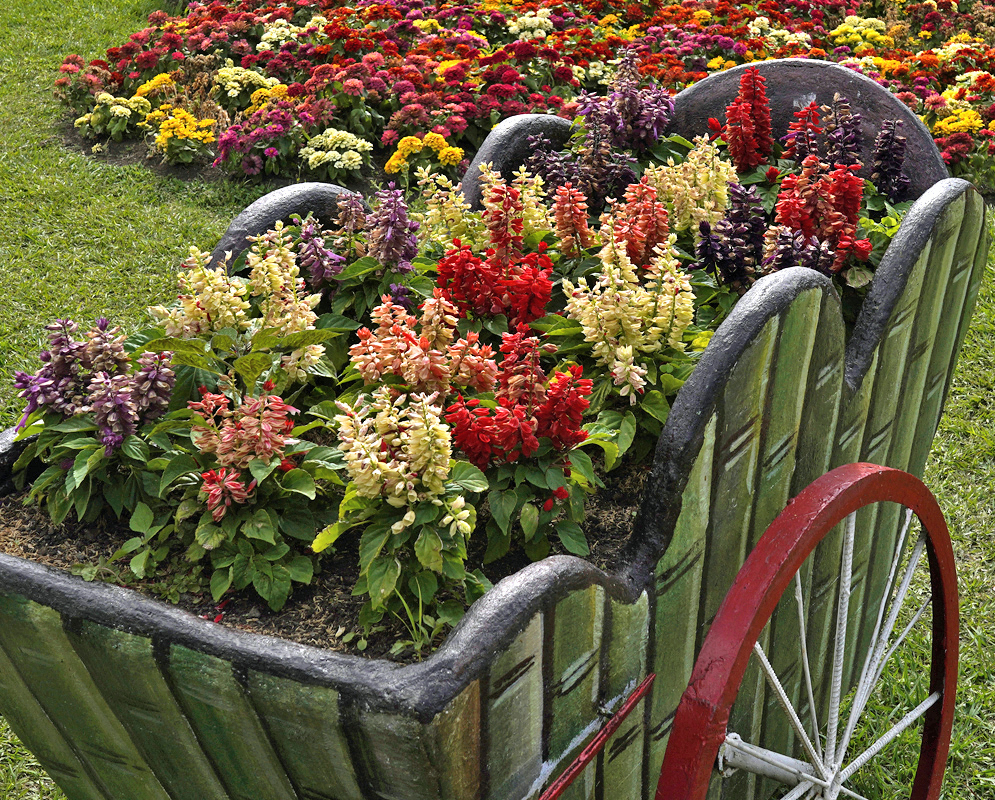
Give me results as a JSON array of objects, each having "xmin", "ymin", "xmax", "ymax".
[{"xmin": 200, "ymin": 468, "xmax": 256, "ymax": 523}]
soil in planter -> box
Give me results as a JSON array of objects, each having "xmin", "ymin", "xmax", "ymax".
[{"xmin": 0, "ymin": 461, "xmax": 646, "ymax": 663}]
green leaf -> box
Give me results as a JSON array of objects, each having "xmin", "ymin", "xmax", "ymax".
[
  {"xmin": 287, "ymin": 556, "xmax": 314, "ymax": 584},
  {"xmin": 358, "ymin": 522, "xmax": 391, "ymax": 571},
  {"xmin": 130, "ymin": 549, "xmax": 151, "ymax": 579},
  {"xmin": 120, "ymin": 436, "xmax": 149, "ymax": 463},
  {"xmin": 312, "ymin": 521, "xmax": 352, "ymax": 552},
  {"xmin": 130, "ymin": 502, "xmax": 155, "ymax": 534},
  {"xmin": 414, "ymin": 528, "xmax": 444, "ymax": 572},
  {"xmin": 408, "ymin": 571, "xmax": 438, "ymax": 605},
  {"xmin": 140, "ymin": 336, "xmax": 210, "ymax": 356},
  {"xmin": 261, "ymin": 542, "xmax": 291, "ymax": 562},
  {"xmin": 195, "ymin": 521, "xmax": 226, "ymax": 551},
  {"xmin": 50, "ymin": 417, "xmax": 98, "ymax": 433},
  {"xmin": 366, "ymin": 556, "xmax": 401, "ymax": 610},
  {"xmin": 556, "ymin": 519, "xmax": 589, "ymax": 556},
  {"xmin": 280, "ymin": 469, "xmax": 316, "ymax": 499},
  {"xmin": 269, "ymin": 329, "xmax": 339, "ymax": 350},
  {"xmin": 211, "ymin": 566, "xmax": 234, "ymax": 601},
  {"xmin": 436, "ymin": 600, "xmax": 464, "ymax": 628},
  {"xmin": 243, "ymin": 508, "xmax": 277, "ymax": 543},
  {"xmin": 159, "ymin": 454, "xmax": 199, "ymax": 496},
  {"xmin": 488, "ymin": 489, "xmax": 518, "ymax": 535},
  {"xmin": 447, "ymin": 461, "xmax": 488, "ymax": 493},
  {"xmin": 617, "ymin": 411, "xmax": 637, "ymax": 458},
  {"xmin": 233, "ymin": 352, "xmax": 275, "ymax": 388},
  {"xmin": 316, "ymin": 313, "xmax": 362, "ymax": 331},
  {"xmin": 336, "ymin": 255, "xmax": 379, "ymax": 281},
  {"xmin": 658, "ymin": 374, "xmax": 684, "ymax": 396},
  {"xmin": 567, "ymin": 448, "xmax": 603, "ymax": 488},
  {"xmin": 278, "ymin": 506, "xmax": 315, "ymax": 540},
  {"xmin": 520, "ymin": 502, "xmax": 539, "ymax": 541},
  {"xmin": 641, "ymin": 390, "xmax": 671, "ymax": 424}
]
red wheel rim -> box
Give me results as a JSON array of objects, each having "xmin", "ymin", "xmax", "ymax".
[{"xmin": 656, "ymin": 463, "xmax": 959, "ymax": 800}]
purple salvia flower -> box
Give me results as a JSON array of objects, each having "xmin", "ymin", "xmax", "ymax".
[
  {"xmin": 525, "ymin": 133, "xmax": 579, "ymax": 194},
  {"xmin": 131, "ymin": 351, "xmax": 176, "ymax": 423},
  {"xmin": 296, "ymin": 214, "xmax": 345, "ymax": 294},
  {"xmin": 762, "ymin": 227, "xmax": 802, "ymax": 274},
  {"xmin": 388, "ymin": 283, "xmax": 414, "ymax": 312},
  {"xmin": 871, "ymin": 119, "xmax": 912, "ymax": 203},
  {"xmin": 696, "ymin": 220, "xmax": 733, "ymax": 281},
  {"xmin": 723, "ymin": 183, "xmax": 767, "ymax": 272},
  {"xmin": 88, "ymin": 372, "xmax": 140, "ymax": 455},
  {"xmin": 823, "ymin": 93, "xmax": 862, "ymax": 166},
  {"xmin": 85, "ymin": 321, "xmax": 129, "ymax": 376},
  {"xmin": 367, "ymin": 184, "xmax": 419, "ymax": 274}
]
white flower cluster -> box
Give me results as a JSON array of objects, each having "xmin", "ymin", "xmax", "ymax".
[
  {"xmin": 507, "ymin": 8, "xmax": 553, "ymax": 40},
  {"xmin": 335, "ymin": 388, "xmax": 452, "ymax": 508},
  {"xmin": 643, "ymin": 136, "xmax": 736, "ymax": 239},
  {"xmin": 562, "ymin": 225, "xmax": 695, "ymax": 401},
  {"xmin": 214, "ymin": 62, "xmax": 278, "ymax": 98},
  {"xmin": 583, "ymin": 61, "xmax": 615, "ymax": 86},
  {"xmin": 256, "ymin": 15, "xmax": 329, "ymax": 51},
  {"xmin": 299, "ymin": 128, "xmax": 374, "ymax": 173},
  {"xmin": 748, "ymin": 16, "xmax": 812, "ymax": 48},
  {"xmin": 415, "ymin": 167, "xmax": 485, "ymax": 248},
  {"xmin": 150, "ymin": 247, "xmax": 250, "ymax": 337}
]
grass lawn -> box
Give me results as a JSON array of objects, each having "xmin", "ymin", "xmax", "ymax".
[{"xmin": 0, "ymin": 0, "xmax": 993, "ymax": 798}]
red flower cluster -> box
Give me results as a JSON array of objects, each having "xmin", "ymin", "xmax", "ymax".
[
  {"xmin": 724, "ymin": 66, "xmax": 773, "ymax": 172},
  {"xmin": 445, "ymin": 328, "xmax": 591, "ymax": 469},
  {"xmin": 775, "ymin": 155, "xmax": 867, "ymax": 271}
]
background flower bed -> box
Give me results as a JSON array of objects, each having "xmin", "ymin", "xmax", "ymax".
[
  {"xmin": 54, "ymin": 0, "xmax": 995, "ymax": 192},
  {"xmin": 1, "ymin": 0, "xmax": 995, "ymax": 798}
]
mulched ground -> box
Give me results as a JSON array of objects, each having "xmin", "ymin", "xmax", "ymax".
[{"xmin": 0, "ymin": 461, "xmax": 646, "ymax": 662}]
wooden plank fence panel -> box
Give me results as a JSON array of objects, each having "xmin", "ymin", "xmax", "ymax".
[
  {"xmin": 67, "ymin": 620, "xmax": 229, "ymax": 800},
  {"xmin": 246, "ymin": 671, "xmax": 365, "ymax": 800},
  {"xmin": 646, "ymin": 417, "xmax": 716, "ymax": 781},
  {"xmin": 0, "ymin": 594, "xmax": 171, "ymax": 800},
  {"xmin": 484, "ymin": 615, "xmax": 544, "ymax": 800},
  {"xmin": 909, "ymin": 189, "xmax": 987, "ymax": 477},
  {"xmin": 164, "ymin": 645, "xmax": 297, "ymax": 800},
  {"xmin": 599, "ymin": 592, "xmax": 649, "ymax": 799},
  {"xmin": 0, "ymin": 595, "xmax": 108, "ymax": 800}
]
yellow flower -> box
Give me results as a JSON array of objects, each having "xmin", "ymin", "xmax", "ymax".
[
  {"xmin": 135, "ymin": 73, "xmax": 175, "ymax": 97},
  {"xmin": 598, "ymin": 13, "xmax": 619, "ymax": 26},
  {"xmin": 438, "ymin": 146, "xmax": 464, "ymax": 166},
  {"xmin": 397, "ymin": 136, "xmax": 424, "ymax": 158},
  {"xmin": 422, "ymin": 132, "xmax": 447, "ymax": 151},
  {"xmin": 693, "ymin": 9, "xmax": 712, "ymax": 22},
  {"xmin": 919, "ymin": 30, "xmax": 933, "ymax": 39},
  {"xmin": 707, "ymin": 55, "xmax": 726, "ymax": 69},
  {"xmin": 385, "ymin": 152, "xmax": 407, "ymax": 173}
]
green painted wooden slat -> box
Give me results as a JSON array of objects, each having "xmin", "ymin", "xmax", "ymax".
[
  {"xmin": 485, "ymin": 614, "xmax": 544, "ymax": 800},
  {"xmin": 349, "ymin": 681, "xmax": 481, "ymax": 800},
  {"xmin": 0, "ymin": 601, "xmax": 109, "ymax": 800},
  {"xmin": 852, "ymin": 199, "xmax": 964, "ymax": 687},
  {"xmin": 428, "ymin": 682, "xmax": 483, "ymax": 800},
  {"xmin": 599, "ymin": 593, "xmax": 649, "ymax": 799},
  {"xmin": 67, "ymin": 620, "xmax": 229, "ymax": 800},
  {"xmin": 549, "ymin": 587, "xmax": 603, "ymax": 762},
  {"xmin": 698, "ymin": 318, "xmax": 778, "ymax": 633},
  {"xmin": 165, "ymin": 645, "xmax": 298, "ymax": 800},
  {"xmin": 909, "ymin": 189, "xmax": 986, "ymax": 476},
  {"xmin": 246, "ymin": 671, "xmax": 364, "ymax": 800},
  {"xmin": 0, "ymin": 594, "xmax": 170, "ymax": 800},
  {"xmin": 704, "ymin": 318, "xmax": 779, "ymax": 800},
  {"xmin": 646, "ymin": 417, "xmax": 716, "ymax": 779}
]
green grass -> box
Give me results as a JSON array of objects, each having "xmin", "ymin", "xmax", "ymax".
[{"xmin": 0, "ymin": 0, "xmax": 994, "ymax": 797}]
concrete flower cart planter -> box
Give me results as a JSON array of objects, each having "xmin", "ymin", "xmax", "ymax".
[{"xmin": 0, "ymin": 60, "xmax": 986, "ymax": 800}]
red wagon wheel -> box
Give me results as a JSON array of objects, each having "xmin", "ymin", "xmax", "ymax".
[{"xmin": 656, "ymin": 463, "xmax": 958, "ymax": 800}]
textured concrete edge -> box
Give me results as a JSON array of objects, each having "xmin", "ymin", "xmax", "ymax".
[
  {"xmin": 0, "ymin": 550, "xmax": 629, "ymax": 721},
  {"xmin": 207, "ymin": 182, "xmax": 364, "ymax": 269}
]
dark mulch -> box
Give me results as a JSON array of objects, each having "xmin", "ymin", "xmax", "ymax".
[{"xmin": 0, "ymin": 461, "xmax": 647, "ymax": 663}]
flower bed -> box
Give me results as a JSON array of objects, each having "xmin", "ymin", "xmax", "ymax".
[
  {"xmin": 6, "ymin": 61, "xmax": 952, "ymax": 655},
  {"xmin": 0, "ymin": 53, "xmax": 988, "ymax": 799},
  {"xmin": 54, "ymin": 0, "xmax": 995, "ymax": 191}
]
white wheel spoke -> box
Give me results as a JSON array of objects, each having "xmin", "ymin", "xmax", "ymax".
[
  {"xmin": 780, "ymin": 780, "xmax": 816, "ymax": 800},
  {"xmin": 753, "ymin": 642, "xmax": 828, "ymax": 779},
  {"xmin": 794, "ymin": 571, "xmax": 824, "ymax": 764},
  {"xmin": 839, "ymin": 691, "xmax": 941, "ymax": 783},
  {"xmin": 834, "ymin": 529, "xmax": 928, "ymax": 767},
  {"xmin": 826, "ymin": 511, "xmax": 857, "ymax": 765}
]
